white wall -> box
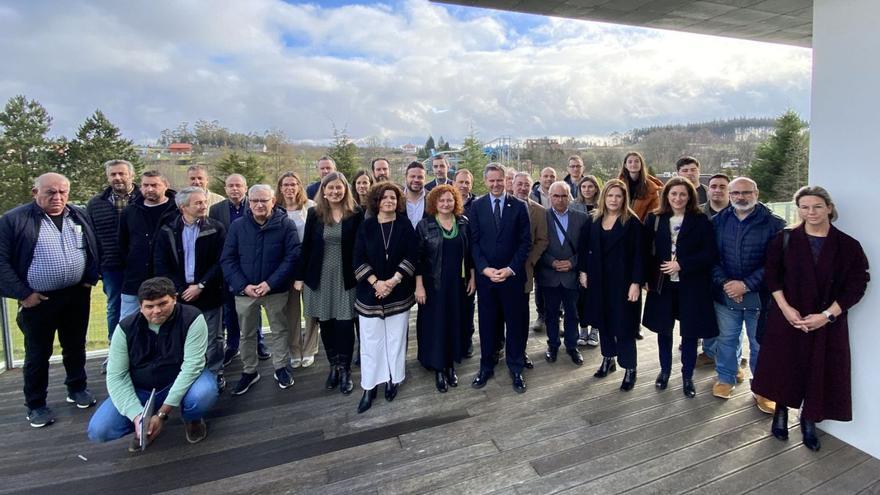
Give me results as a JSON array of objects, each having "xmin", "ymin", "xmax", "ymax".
[{"xmin": 810, "ymin": 0, "xmax": 880, "ymax": 459}]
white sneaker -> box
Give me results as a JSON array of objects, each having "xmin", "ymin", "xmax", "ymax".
[
  {"xmin": 301, "ymin": 355, "xmax": 315, "ymax": 368},
  {"xmin": 586, "ymin": 328, "xmax": 599, "ymax": 347},
  {"xmin": 577, "ymin": 327, "xmax": 589, "ymax": 346},
  {"xmin": 290, "ymin": 357, "xmax": 302, "ymax": 369}
]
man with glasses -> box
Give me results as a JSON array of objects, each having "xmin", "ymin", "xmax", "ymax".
[
  {"xmin": 710, "ymin": 177, "xmax": 784, "ymax": 416},
  {"xmin": 221, "ymin": 185, "xmax": 300, "ymax": 395},
  {"xmin": 563, "ymin": 156, "xmax": 586, "ymax": 199}
]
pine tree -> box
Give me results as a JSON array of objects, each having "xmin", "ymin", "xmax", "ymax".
[
  {"xmin": 66, "ymin": 110, "xmax": 141, "ymax": 203},
  {"xmin": 458, "ymin": 125, "xmax": 487, "ymax": 195},
  {"xmin": 329, "ymin": 124, "xmax": 358, "ymax": 179},
  {"xmin": 213, "ymin": 152, "xmax": 265, "ymax": 192},
  {"xmin": 0, "ymin": 95, "xmax": 54, "ymax": 212},
  {"xmin": 749, "ymin": 110, "xmax": 809, "ymax": 201},
  {"xmin": 775, "ymin": 131, "xmax": 810, "ymax": 202},
  {"xmin": 424, "ymin": 135, "xmax": 435, "ymax": 154}
]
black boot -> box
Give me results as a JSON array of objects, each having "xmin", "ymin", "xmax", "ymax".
[
  {"xmin": 385, "ymin": 381, "xmax": 399, "ymax": 402},
  {"xmin": 655, "ymin": 370, "xmax": 670, "ymax": 390},
  {"xmin": 801, "ymin": 418, "xmax": 821, "ymax": 451},
  {"xmin": 325, "ymin": 358, "xmax": 340, "ymax": 390},
  {"xmin": 357, "ymin": 387, "xmax": 377, "ymax": 414},
  {"xmin": 445, "ymin": 367, "xmax": 458, "ymax": 387},
  {"xmin": 339, "ymin": 366, "xmax": 354, "ymax": 395},
  {"xmin": 772, "ymin": 405, "xmax": 789, "ymax": 440},
  {"xmin": 594, "ymin": 357, "xmax": 617, "ymax": 378},
  {"xmin": 620, "ymin": 368, "xmax": 637, "ymax": 391},
  {"xmin": 435, "ymin": 371, "xmax": 448, "ymax": 393}
]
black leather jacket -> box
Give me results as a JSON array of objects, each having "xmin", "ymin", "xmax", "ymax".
[{"xmin": 416, "ymin": 215, "xmax": 473, "ymax": 291}]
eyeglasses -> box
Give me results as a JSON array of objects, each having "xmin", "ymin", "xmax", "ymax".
[
  {"xmin": 729, "ymin": 191, "xmax": 756, "ymax": 197},
  {"xmin": 248, "ymin": 198, "xmax": 272, "ymax": 204}
]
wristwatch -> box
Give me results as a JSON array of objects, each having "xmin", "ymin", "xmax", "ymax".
[
  {"xmin": 197, "ymin": 282, "xmax": 205, "ymax": 290},
  {"xmin": 822, "ymin": 310, "xmax": 837, "ymax": 323},
  {"xmin": 157, "ymin": 410, "xmax": 169, "ymax": 421}
]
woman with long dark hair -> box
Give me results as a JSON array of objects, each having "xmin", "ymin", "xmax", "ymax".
[
  {"xmin": 353, "ymin": 182, "xmax": 418, "ymax": 413},
  {"xmin": 352, "ymin": 169, "xmax": 373, "ymax": 210},
  {"xmin": 414, "ymin": 185, "xmax": 475, "ymax": 392},
  {"xmin": 292, "ymin": 172, "xmax": 363, "ymax": 395},
  {"xmin": 617, "ymin": 151, "xmax": 662, "ymax": 222},
  {"xmin": 569, "ymin": 175, "xmax": 601, "ymax": 215},
  {"xmin": 753, "ymin": 186, "xmax": 869, "ymax": 451},
  {"xmin": 642, "ymin": 177, "xmax": 718, "ymax": 398},
  {"xmin": 578, "ymin": 179, "xmax": 645, "ymax": 391}
]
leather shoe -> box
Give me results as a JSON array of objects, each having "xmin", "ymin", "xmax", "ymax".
[
  {"xmin": 655, "ymin": 370, "xmax": 670, "ymax": 390},
  {"xmin": 566, "ymin": 348, "xmax": 584, "ymax": 366},
  {"xmin": 384, "ymin": 382, "xmax": 399, "ymax": 402},
  {"xmin": 511, "ymin": 372, "xmax": 526, "ymax": 394},
  {"xmin": 339, "ymin": 367, "xmax": 354, "ymax": 395},
  {"xmin": 445, "ymin": 368, "xmax": 458, "ymax": 387},
  {"xmin": 772, "ymin": 405, "xmax": 789, "ymax": 440},
  {"xmin": 682, "ymin": 378, "xmax": 696, "ymax": 398},
  {"xmin": 435, "ymin": 371, "xmax": 448, "ymax": 393},
  {"xmin": 801, "ymin": 419, "xmax": 821, "ymax": 451},
  {"xmin": 594, "ymin": 357, "xmax": 617, "ymax": 378},
  {"xmin": 620, "ymin": 368, "xmax": 637, "ymax": 391},
  {"xmin": 357, "ymin": 387, "xmax": 377, "ymax": 414},
  {"xmin": 545, "ymin": 348, "xmax": 558, "ymax": 363},
  {"xmin": 325, "ymin": 366, "xmax": 340, "ymax": 390},
  {"xmin": 471, "ymin": 370, "xmax": 494, "ymax": 389},
  {"xmin": 524, "ymin": 354, "xmax": 534, "ymax": 369}
]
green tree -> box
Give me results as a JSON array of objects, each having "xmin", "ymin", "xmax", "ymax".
[
  {"xmin": 65, "ymin": 110, "xmax": 141, "ymax": 203},
  {"xmin": 749, "ymin": 110, "xmax": 809, "ymax": 202},
  {"xmin": 424, "ymin": 135, "xmax": 435, "ymax": 154},
  {"xmin": 213, "ymin": 152, "xmax": 264, "ymax": 191},
  {"xmin": 0, "ymin": 95, "xmax": 54, "ymax": 212},
  {"xmin": 328, "ymin": 124, "xmax": 358, "ymax": 179},
  {"xmin": 458, "ymin": 125, "xmax": 487, "ymax": 195},
  {"xmin": 775, "ymin": 131, "xmax": 810, "ymax": 202}
]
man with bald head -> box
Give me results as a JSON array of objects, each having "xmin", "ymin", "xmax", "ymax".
[
  {"xmin": 531, "ymin": 167, "xmax": 557, "ymax": 209},
  {"xmin": 0, "ymin": 173, "xmax": 101, "ymax": 427}
]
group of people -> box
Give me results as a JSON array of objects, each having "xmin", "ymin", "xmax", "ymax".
[{"xmin": 0, "ymin": 152, "xmax": 868, "ymax": 454}]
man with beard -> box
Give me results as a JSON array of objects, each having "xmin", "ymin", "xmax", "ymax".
[
  {"xmin": 404, "ymin": 161, "xmax": 428, "ymax": 229},
  {"xmin": 710, "ymin": 177, "xmax": 784, "ymax": 417},
  {"xmin": 87, "ymin": 159, "xmax": 142, "ymax": 372},
  {"xmin": 371, "ymin": 157, "xmax": 391, "ymax": 184},
  {"xmin": 118, "ymin": 171, "xmax": 178, "ymax": 320}
]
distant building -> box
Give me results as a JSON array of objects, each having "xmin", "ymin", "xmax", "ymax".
[
  {"xmin": 400, "ymin": 143, "xmax": 418, "ymax": 155},
  {"xmin": 168, "ymin": 143, "xmax": 193, "ymax": 154},
  {"xmin": 525, "ymin": 138, "xmax": 561, "ymax": 150}
]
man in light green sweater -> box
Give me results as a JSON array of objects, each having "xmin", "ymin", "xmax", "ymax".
[{"xmin": 87, "ymin": 277, "xmax": 218, "ymax": 449}]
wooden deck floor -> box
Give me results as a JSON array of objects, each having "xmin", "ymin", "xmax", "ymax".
[{"xmin": 1, "ymin": 309, "xmax": 878, "ymax": 495}]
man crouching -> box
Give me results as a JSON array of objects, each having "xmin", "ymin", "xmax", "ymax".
[{"xmin": 87, "ymin": 277, "xmax": 218, "ymax": 450}]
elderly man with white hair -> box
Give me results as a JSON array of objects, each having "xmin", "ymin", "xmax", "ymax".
[{"xmin": 0, "ymin": 173, "xmax": 101, "ymax": 427}]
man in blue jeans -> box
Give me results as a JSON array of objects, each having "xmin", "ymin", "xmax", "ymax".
[
  {"xmin": 710, "ymin": 177, "xmax": 784, "ymax": 414},
  {"xmin": 86, "ymin": 159, "xmax": 142, "ymax": 374},
  {"xmin": 87, "ymin": 277, "xmax": 218, "ymax": 450}
]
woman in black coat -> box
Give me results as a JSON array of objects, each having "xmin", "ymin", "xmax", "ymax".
[
  {"xmin": 414, "ymin": 185, "xmax": 475, "ymax": 393},
  {"xmin": 642, "ymin": 177, "xmax": 718, "ymax": 398},
  {"xmin": 578, "ymin": 178, "xmax": 645, "ymax": 391}
]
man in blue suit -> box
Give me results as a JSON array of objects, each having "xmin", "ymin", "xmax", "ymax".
[{"xmin": 469, "ymin": 163, "xmax": 532, "ymax": 393}]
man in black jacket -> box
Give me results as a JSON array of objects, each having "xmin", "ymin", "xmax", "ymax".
[
  {"xmin": 87, "ymin": 159, "xmax": 141, "ymax": 373},
  {"xmin": 118, "ymin": 170, "xmax": 177, "ymax": 321},
  {"xmin": 154, "ymin": 187, "xmax": 227, "ymax": 390},
  {"xmin": 0, "ymin": 173, "xmax": 100, "ymax": 427}
]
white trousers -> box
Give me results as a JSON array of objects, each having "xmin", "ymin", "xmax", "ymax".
[{"xmin": 358, "ymin": 311, "xmax": 409, "ymax": 390}]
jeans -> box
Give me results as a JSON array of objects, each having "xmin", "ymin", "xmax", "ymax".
[
  {"xmin": 714, "ymin": 294, "xmax": 761, "ymax": 385},
  {"xmin": 542, "ymin": 285, "xmax": 580, "ymax": 351},
  {"xmin": 701, "ymin": 337, "xmax": 717, "ymax": 358},
  {"xmin": 87, "ymin": 369, "xmax": 218, "ymax": 443},
  {"xmin": 120, "ymin": 293, "xmax": 140, "ymax": 321},
  {"xmin": 101, "ymin": 269, "xmax": 124, "ymax": 340}
]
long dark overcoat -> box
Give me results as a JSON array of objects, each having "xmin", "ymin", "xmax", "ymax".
[
  {"xmin": 752, "ymin": 224, "xmax": 869, "ymax": 422},
  {"xmin": 642, "ymin": 211, "xmax": 719, "ymax": 339},
  {"xmin": 578, "ymin": 215, "xmax": 645, "ymax": 339}
]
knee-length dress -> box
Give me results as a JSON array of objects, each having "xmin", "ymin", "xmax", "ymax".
[{"xmin": 303, "ymin": 222, "xmax": 356, "ymax": 321}]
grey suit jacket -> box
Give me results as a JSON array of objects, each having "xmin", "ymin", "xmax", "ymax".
[{"xmin": 536, "ymin": 208, "xmax": 588, "ymax": 290}]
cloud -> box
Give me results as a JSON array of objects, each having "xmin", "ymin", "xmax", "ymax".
[{"xmin": 0, "ymin": 0, "xmax": 811, "ymax": 144}]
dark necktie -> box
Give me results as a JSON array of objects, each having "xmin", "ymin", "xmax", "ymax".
[{"xmin": 493, "ymin": 198, "xmax": 501, "ymax": 230}]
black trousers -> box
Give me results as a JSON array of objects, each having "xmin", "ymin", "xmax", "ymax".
[
  {"xmin": 320, "ymin": 319, "xmax": 355, "ymax": 368},
  {"xmin": 477, "ymin": 282, "xmax": 527, "ymax": 374},
  {"xmin": 17, "ymin": 284, "xmax": 90, "ymax": 410},
  {"xmin": 598, "ymin": 330, "xmax": 637, "ymax": 370}
]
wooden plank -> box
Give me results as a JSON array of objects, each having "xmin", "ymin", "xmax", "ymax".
[
  {"xmin": 804, "ymin": 457, "xmax": 880, "ymax": 495},
  {"xmin": 749, "ymin": 444, "xmax": 870, "ymax": 493}
]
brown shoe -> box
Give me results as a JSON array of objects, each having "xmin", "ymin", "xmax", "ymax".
[
  {"xmin": 184, "ymin": 419, "xmax": 207, "ymax": 444},
  {"xmin": 754, "ymin": 393, "xmax": 776, "ymax": 414},
  {"xmin": 736, "ymin": 367, "xmax": 747, "ymax": 383},
  {"xmin": 712, "ymin": 380, "xmax": 735, "ymax": 399},
  {"xmin": 695, "ymin": 352, "xmax": 714, "ymax": 367}
]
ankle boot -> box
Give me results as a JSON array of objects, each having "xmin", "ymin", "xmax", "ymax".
[
  {"xmin": 445, "ymin": 367, "xmax": 459, "ymax": 387},
  {"xmin": 385, "ymin": 381, "xmax": 399, "ymax": 402},
  {"xmin": 772, "ymin": 405, "xmax": 789, "ymax": 440},
  {"xmin": 801, "ymin": 419, "xmax": 821, "ymax": 451},
  {"xmin": 620, "ymin": 368, "xmax": 637, "ymax": 391},
  {"xmin": 594, "ymin": 357, "xmax": 617, "ymax": 378},
  {"xmin": 325, "ymin": 357, "xmax": 340, "ymax": 390},
  {"xmin": 435, "ymin": 371, "xmax": 448, "ymax": 393},
  {"xmin": 357, "ymin": 387, "xmax": 377, "ymax": 414},
  {"xmin": 339, "ymin": 366, "xmax": 354, "ymax": 395}
]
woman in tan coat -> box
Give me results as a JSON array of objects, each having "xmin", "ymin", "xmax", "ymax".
[{"xmin": 617, "ymin": 151, "xmax": 663, "ymax": 222}]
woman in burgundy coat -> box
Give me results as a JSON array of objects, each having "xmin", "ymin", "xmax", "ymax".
[{"xmin": 752, "ymin": 186, "xmax": 869, "ymax": 452}]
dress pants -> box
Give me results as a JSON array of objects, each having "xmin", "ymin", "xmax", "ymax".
[
  {"xmin": 542, "ymin": 284, "xmax": 579, "ymax": 351},
  {"xmin": 17, "ymin": 284, "xmax": 90, "ymax": 410},
  {"xmin": 477, "ymin": 280, "xmax": 527, "ymax": 374},
  {"xmin": 359, "ymin": 312, "xmax": 409, "ymax": 389},
  {"xmin": 234, "ymin": 293, "xmax": 290, "ymax": 374},
  {"xmin": 202, "ymin": 306, "xmax": 224, "ymax": 375},
  {"xmin": 223, "ymin": 286, "xmax": 265, "ymax": 351},
  {"xmin": 599, "ymin": 330, "xmax": 637, "ymax": 370}
]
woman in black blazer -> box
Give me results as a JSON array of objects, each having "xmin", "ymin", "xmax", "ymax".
[
  {"xmin": 578, "ymin": 178, "xmax": 645, "ymax": 391},
  {"xmin": 353, "ymin": 182, "xmax": 418, "ymax": 413},
  {"xmin": 293, "ymin": 172, "xmax": 363, "ymax": 395},
  {"xmin": 642, "ymin": 177, "xmax": 718, "ymax": 398}
]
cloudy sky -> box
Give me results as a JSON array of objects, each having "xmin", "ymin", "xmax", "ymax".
[{"xmin": 0, "ymin": 0, "xmax": 812, "ymax": 145}]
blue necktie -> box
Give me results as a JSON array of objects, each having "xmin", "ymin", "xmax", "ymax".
[{"xmin": 493, "ymin": 198, "xmax": 501, "ymax": 230}]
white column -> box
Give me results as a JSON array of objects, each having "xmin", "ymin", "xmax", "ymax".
[{"xmin": 810, "ymin": 0, "xmax": 880, "ymax": 459}]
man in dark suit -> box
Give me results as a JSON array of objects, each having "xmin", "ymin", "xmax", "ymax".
[
  {"xmin": 469, "ymin": 163, "xmax": 532, "ymax": 393},
  {"xmin": 305, "ymin": 156, "xmax": 336, "ymax": 200},
  {"xmin": 208, "ymin": 174, "xmax": 271, "ymax": 364},
  {"xmin": 536, "ymin": 181, "xmax": 588, "ymax": 365},
  {"xmin": 425, "ymin": 155, "xmax": 452, "ymax": 192}
]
